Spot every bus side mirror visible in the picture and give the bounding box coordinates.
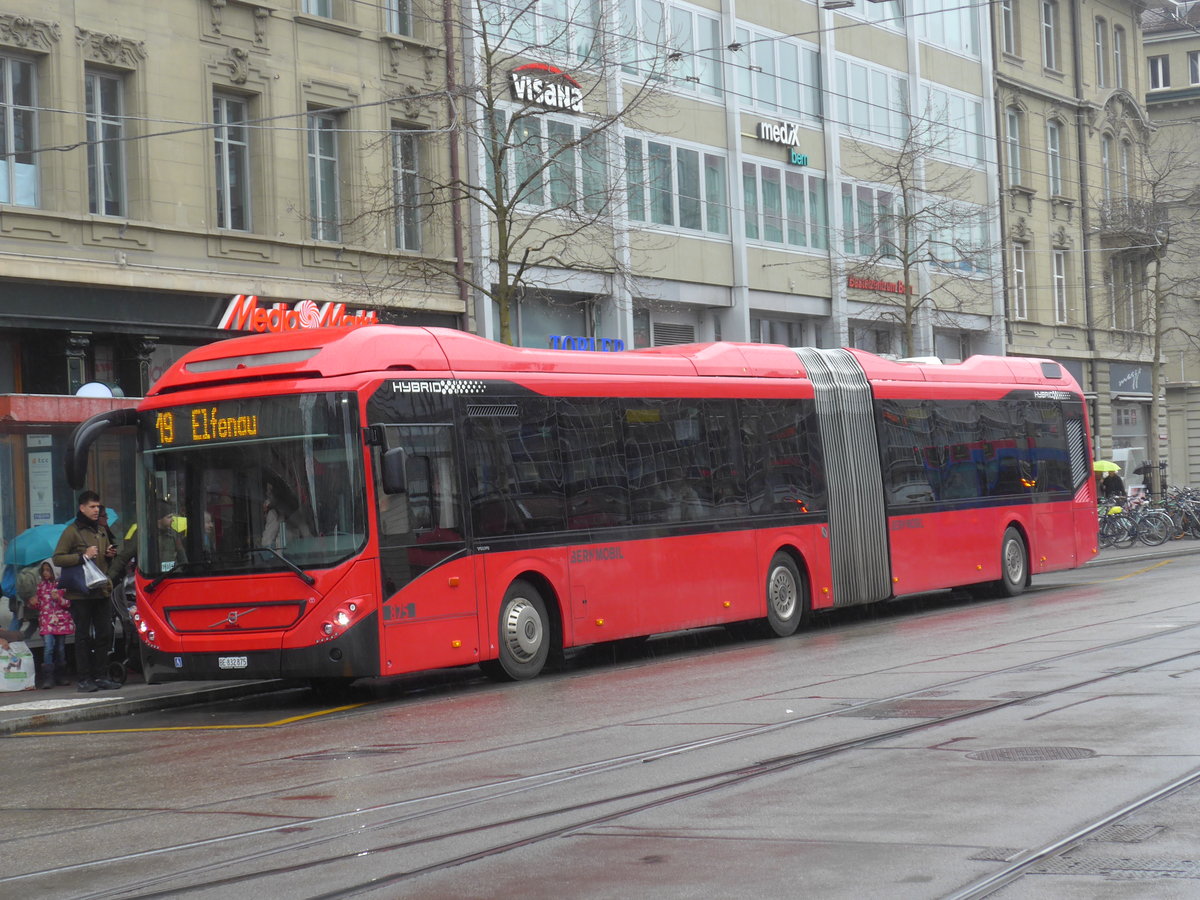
[381,448,407,494]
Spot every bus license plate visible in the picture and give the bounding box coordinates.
[218,656,249,670]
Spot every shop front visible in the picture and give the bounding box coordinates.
[0,285,457,555]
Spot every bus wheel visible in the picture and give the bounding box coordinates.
[998,527,1028,597]
[764,553,806,637]
[488,580,550,681]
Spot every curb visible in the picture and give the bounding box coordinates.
[0,679,295,737]
[1083,542,1200,569]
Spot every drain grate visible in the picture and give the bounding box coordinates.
[1089,824,1167,844]
[838,699,996,719]
[966,746,1097,762]
[1029,855,1200,879]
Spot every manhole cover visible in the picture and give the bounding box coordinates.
[966,746,1096,762]
[838,699,995,719]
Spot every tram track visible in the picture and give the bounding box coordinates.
[10,589,1200,900]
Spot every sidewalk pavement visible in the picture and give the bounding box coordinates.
[4,539,1199,737]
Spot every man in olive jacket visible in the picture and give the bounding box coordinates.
[52,490,121,692]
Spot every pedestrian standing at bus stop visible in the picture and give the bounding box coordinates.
[53,490,121,692]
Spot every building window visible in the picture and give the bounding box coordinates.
[916,0,981,57]
[1005,106,1023,186]
[1053,249,1068,323]
[0,55,37,207]
[494,0,599,67]
[921,84,986,167]
[84,70,125,217]
[385,0,411,35]
[1001,0,1017,55]
[834,57,908,144]
[307,110,341,241]
[303,0,333,16]
[496,110,607,214]
[1115,258,1141,330]
[841,183,891,256]
[392,127,420,251]
[1094,18,1109,87]
[213,94,250,231]
[732,29,820,119]
[625,135,728,235]
[1101,134,1113,200]
[1120,140,1131,199]
[1010,242,1028,319]
[1191,50,1200,85]
[1046,120,1062,196]
[743,162,828,250]
[1113,26,1125,88]
[1148,55,1170,89]
[1041,0,1059,70]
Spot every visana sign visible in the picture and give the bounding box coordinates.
[219,294,379,333]
[510,63,584,113]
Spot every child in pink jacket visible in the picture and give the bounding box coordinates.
[29,561,73,688]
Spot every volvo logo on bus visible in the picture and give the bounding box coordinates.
[219,294,379,333]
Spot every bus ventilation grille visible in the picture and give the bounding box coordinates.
[466,404,520,417]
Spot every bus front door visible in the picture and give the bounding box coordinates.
[374,425,479,675]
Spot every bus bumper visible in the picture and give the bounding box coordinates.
[141,613,379,683]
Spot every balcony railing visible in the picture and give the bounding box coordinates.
[1097,199,1169,243]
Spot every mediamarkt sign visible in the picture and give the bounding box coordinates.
[510,62,584,113]
[219,294,379,333]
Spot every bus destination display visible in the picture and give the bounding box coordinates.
[151,406,259,448]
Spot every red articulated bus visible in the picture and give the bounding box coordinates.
[66,326,1097,687]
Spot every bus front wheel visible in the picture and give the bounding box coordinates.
[483,580,551,682]
[764,553,806,637]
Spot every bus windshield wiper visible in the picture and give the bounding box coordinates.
[145,561,193,594]
[248,546,316,585]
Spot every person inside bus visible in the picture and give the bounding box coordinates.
[261,480,312,549]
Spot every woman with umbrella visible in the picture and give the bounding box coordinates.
[1097,462,1126,501]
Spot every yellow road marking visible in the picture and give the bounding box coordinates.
[12,702,369,736]
[1083,559,1174,583]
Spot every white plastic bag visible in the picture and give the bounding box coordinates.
[1,641,36,692]
[82,557,109,589]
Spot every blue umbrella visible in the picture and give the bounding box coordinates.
[3,523,68,567]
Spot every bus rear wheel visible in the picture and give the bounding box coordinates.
[483,580,551,682]
[763,552,806,637]
[997,527,1028,597]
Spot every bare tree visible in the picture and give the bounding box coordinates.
[833,102,996,357]
[353,0,683,344]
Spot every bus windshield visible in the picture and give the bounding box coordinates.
[138,392,366,578]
